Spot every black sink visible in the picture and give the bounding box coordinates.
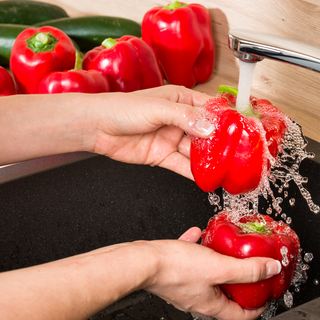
[0,137,320,319]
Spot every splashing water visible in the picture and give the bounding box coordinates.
[261,301,279,319]
[220,61,319,216]
[283,291,294,308]
[280,246,290,267]
[272,120,320,214]
[202,61,319,319]
[208,121,318,318]
[220,120,319,218]
[191,313,214,320]
[304,252,314,263]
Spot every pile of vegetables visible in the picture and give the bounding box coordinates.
[0,0,215,95]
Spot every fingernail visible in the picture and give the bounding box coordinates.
[193,119,215,136]
[266,260,282,277]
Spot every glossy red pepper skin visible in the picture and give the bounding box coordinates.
[141,2,214,88]
[0,66,15,96]
[202,211,300,309]
[10,26,75,94]
[38,69,110,94]
[190,92,288,195]
[82,35,164,92]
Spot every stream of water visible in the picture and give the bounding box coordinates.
[236,60,256,113]
[193,60,318,320]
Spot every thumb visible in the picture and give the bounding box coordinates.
[178,227,202,243]
[219,255,282,284]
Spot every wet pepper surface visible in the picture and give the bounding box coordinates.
[201,211,300,309]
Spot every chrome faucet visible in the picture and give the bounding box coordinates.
[228,29,320,72]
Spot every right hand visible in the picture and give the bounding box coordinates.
[87,85,213,179]
[144,227,281,320]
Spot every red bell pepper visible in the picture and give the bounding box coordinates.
[10,26,76,94]
[82,36,164,92]
[190,86,289,195]
[38,69,110,94]
[0,66,15,96]
[141,1,214,88]
[201,211,300,309]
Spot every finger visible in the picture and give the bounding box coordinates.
[151,100,216,139]
[170,85,212,108]
[178,134,191,158]
[178,227,202,242]
[135,85,211,108]
[135,86,214,138]
[211,292,269,320]
[217,255,282,284]
[157,150,193,180]
[191,286,268,320]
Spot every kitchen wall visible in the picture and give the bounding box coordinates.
[41,0,320,142]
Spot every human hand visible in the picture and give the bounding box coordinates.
[88,85,212,179]
[144,227,281,320]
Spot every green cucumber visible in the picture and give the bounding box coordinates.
[0,0,68,25]
[35,16,142,52]
[0,23,30,66]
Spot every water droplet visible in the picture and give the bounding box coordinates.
[289,198,295,206]
[310,204,320,214]
[208,193,220,206]
[313,279,319,285]
[304,252,314,263]
[266,207,272,215]
[286,217,292,224]
[280,246,289,266]
[283,290,293,308]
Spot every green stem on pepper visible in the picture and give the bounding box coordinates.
[163,1,188,10]
[218,85,260,118]
[239,221,271,235]
[102,38,118,49]
[26,32,59,54]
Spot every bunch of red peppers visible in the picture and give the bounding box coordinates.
[8,27,164,94]
[1,1,214,96]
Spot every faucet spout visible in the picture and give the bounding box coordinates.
[228,29,320,72]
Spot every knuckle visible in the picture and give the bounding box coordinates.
[249,259,265,282]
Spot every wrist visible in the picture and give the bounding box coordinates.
[128,241,162,289]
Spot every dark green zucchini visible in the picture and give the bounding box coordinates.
[0,0,69,25]
[0,23,29,66]
[35,15,142,52]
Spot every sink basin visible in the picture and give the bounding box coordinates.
[0,137,320,319]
